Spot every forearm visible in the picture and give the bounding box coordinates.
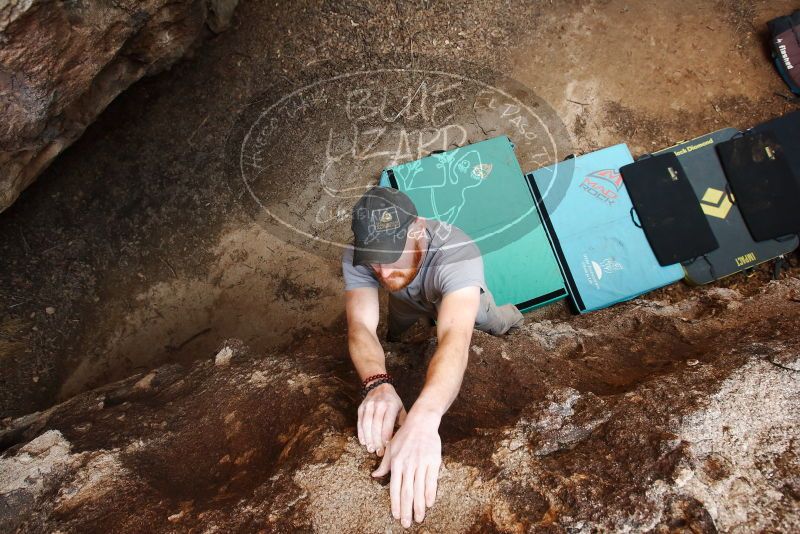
[409,333,469,420]
[348,324,388,380]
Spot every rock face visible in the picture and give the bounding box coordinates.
[1,278,799,532]
[0,0,239,213]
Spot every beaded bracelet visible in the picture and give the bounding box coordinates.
[362,377,394,398]
[362,373,392,388]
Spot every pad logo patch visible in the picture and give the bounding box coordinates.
[372,207,401,231]
[581,255,624,289]
[777,38,794,70]
[700,187,733,219]
[471,163,493,179]
[579,169,622,205]
[735,252,757,267]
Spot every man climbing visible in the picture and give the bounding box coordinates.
[342,186,524,527]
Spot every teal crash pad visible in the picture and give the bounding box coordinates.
[379,136,567,311]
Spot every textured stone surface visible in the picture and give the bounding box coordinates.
[1,277,799,532]
[0,0,238,213]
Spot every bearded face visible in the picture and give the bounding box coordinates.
[370,227,425,292]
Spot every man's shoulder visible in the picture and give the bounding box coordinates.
[342,243,355,263]
[424,220,486,295]
[341,244,370,272]
[341,245,379,289]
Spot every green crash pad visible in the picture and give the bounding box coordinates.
[379,136,567,311]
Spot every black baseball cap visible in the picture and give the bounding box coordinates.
[351,186,418,266]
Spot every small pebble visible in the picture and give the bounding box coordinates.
[687,359,699,367]
[215,346,233,366]
[45,306,55,315]
[508,438,524,451]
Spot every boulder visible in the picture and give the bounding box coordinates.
[0,0,239,213]
[1,278,799,532]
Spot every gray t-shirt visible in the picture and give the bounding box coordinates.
[342,219,487,319]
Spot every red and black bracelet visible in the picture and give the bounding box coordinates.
[362,373,392,388]
[362,377,393,398]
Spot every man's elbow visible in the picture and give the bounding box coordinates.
[348,321,378,345]
[439,326,473,359]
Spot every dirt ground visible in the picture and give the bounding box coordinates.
[1,0,799,420]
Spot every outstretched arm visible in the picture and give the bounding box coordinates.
[372,285,480,528]
[345,287,386,379]
[346,287,407,456]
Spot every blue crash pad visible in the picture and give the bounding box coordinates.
[528,144,684,313]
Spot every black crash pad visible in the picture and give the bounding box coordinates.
[621,153,718,266]
[717,131,800,241]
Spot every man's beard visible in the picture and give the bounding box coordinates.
[379,243,424,292]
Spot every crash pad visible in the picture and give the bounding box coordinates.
[768,10,800,95]
[528,144,684,314]
[379,135,567,311]
[654,129,799,285]
[717,131,800,241]
[751,110,800,176]
[620,153,718,265]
